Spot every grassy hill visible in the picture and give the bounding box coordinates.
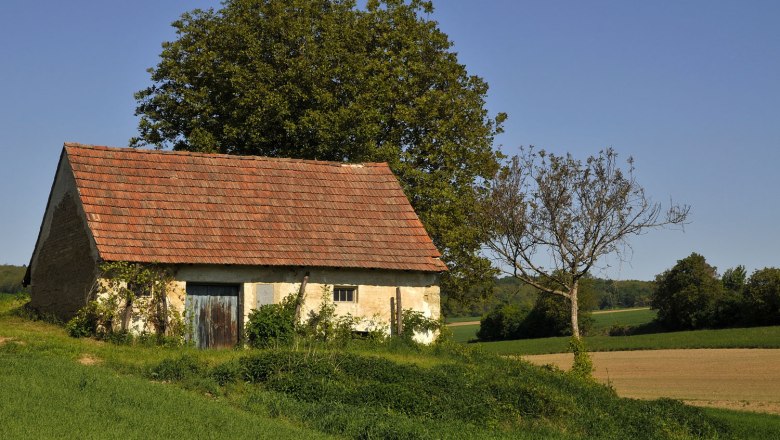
[2,293,778,439]
[0,264,25,293]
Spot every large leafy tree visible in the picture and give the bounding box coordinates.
[133,0,506,302]
[652,253,725,330]
[744,267,780,325]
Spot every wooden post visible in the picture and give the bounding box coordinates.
[390,297,396,336]
[293,272,310,324]
[396,287,403,336]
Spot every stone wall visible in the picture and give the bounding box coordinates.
[29,155,99,319]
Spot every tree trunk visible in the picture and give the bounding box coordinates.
[570,281,580,339]
[293,273,310,324]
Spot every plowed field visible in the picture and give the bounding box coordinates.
[523,349,780,414]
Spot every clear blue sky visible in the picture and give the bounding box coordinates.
[1,1,778,281]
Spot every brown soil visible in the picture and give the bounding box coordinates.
[523,349,780,415]
[591,307,651,315]
[0,337,24,345]
[448,321,480,327]
[78,354,101,366]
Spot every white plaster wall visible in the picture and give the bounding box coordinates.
[172,265,441,342]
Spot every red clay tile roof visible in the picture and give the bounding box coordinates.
[64,143,447,272]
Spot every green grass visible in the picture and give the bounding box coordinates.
[3,293,778,439]
[471,325,780,355]
[0,352,330,439]
[449,324,480,342]
[701,408,780,440]
[590,308,657,333]
[452,307,780,355]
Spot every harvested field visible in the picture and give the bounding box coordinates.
[524,349,780,414]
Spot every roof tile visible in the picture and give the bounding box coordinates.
[65,144,447,272]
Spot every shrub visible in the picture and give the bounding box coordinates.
[400,309,443,343]
[608,323,632,336]
[65,301,100,338]
[477,303,529,341]
[569,337,593,379]
[66,261,186,345]
[210,360,243,386]
[477,293,592,341]
[149,354,206,381]
[245,298,296,348]
[302,292,360,344]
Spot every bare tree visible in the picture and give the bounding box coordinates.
[482,148,689,339]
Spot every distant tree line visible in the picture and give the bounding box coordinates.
[443,276,654,318]
[448,275,657,342]
[0,265,27,294]
[652,253,780,329]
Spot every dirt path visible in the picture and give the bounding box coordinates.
[448,320,480,327]
[523,349,780,415]
[591,307,651,315]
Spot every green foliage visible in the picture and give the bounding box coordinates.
[0,265,26,294]
[66,262,186,345]
[652,255,780,330]
[744,267,780,325]
[652,253,727,330]
[301,291,361,344]
[722,265,747,292]
[149,354,206,382]
[592,279,654,309]
[146,347,727,439]
[568,337,593,379]
[245,296,297,348]
[65,301,99,338]
[133,0,506,305]
[477,303,530,341]
[444,275,653,319]
[400,308,443,342]
[477,292,593,341]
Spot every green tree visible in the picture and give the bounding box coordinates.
[652,253,726,329]
[133,0,506,303]
[744,267,780,325]
[721,265,747,292]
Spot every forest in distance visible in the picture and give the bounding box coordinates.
[443,275,653,317]
[0,265,26,294]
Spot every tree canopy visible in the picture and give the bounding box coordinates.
[652,253,726,330]
[134,0,506,301]
[744,267,780,326]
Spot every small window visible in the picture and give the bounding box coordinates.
[333,286,356,302]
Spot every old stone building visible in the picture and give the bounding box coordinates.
[24,144,446,347]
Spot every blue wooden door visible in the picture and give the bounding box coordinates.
[185,284,239,349]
